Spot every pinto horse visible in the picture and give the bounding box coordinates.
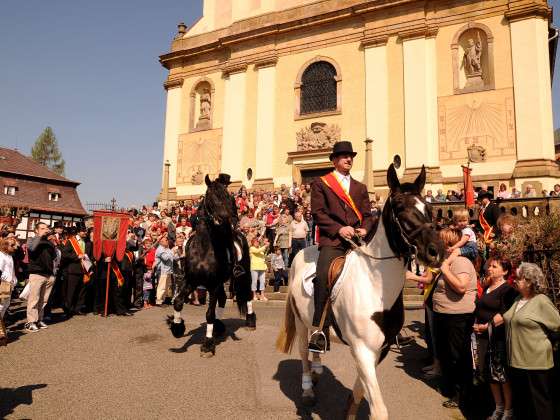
[276,165,444,419]
[169,175,253,357]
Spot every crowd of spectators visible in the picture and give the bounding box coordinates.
[408,203,560,420]
[424,183,560,202]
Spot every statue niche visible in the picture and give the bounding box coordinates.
[190,79,214,132]
[452,23,494,94]
[296,122,341,151]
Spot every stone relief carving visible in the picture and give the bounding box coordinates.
[438,89,516,162]
[296,122,341,151]
[177,130,222,185]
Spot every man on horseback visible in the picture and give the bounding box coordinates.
[308,141,376,353]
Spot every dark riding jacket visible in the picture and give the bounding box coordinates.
[311,175,375,248]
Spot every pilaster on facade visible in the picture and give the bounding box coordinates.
[402,33,439,171]
[364,39,389,173]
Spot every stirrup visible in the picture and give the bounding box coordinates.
[308,330,327,354]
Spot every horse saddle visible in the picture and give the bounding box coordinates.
[327,256,347,290]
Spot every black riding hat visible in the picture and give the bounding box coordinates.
[217,173,232,186]
[329,141,357,161]
[477,190,494,201]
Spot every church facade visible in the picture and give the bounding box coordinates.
[159,0,558,202]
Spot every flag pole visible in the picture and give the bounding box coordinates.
[104,259,110,317]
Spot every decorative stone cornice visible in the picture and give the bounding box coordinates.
[360,34,389,49]
[398,25,438,41]
[505,4,551,23]
[221,62,248,78]
[253,54,279,69]
[163,78,184,90]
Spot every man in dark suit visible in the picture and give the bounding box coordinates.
[309,141,376,353]
[477,190,501,243]
[60,223,90,316]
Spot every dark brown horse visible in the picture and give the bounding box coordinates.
[169,175,253,357]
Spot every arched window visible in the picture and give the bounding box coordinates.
[300,61,338,115]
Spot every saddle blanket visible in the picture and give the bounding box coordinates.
[302,257,350,302]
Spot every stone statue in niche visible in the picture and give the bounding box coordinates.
[463,32,483,76]
[296,122,341,151]
[195,86,212,130]
[462,31,484,90]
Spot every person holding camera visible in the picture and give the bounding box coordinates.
[26,222,56,332]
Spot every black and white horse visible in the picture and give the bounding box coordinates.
[169,175,254,357]
[276,165,445,419]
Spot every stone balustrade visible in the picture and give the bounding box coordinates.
[429,197,560,221]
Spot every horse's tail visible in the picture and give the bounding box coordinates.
[276,291,296,354]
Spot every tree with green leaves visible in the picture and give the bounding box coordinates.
[31,127,66,176]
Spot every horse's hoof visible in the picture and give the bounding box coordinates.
[311,371,320,386]
[302,395,316,407]
[245,312,256,330]
[169,318,185,338]
[200,337,216,357]
[212,319,226,337]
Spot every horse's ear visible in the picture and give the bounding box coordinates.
[205,174,211,186]
[387,163,401,192]
[414,166,426,193]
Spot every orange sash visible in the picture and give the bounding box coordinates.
[478,207,494,244]
[321,172,363,224]
[124,251,134,264]
[68,236,91,284]
[110,261,126,287]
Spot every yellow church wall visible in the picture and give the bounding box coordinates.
[161,1,558,201]
[273,41,367,185]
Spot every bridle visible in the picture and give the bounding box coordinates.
[348,194,430,263]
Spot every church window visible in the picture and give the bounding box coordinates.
[300,61,338,115]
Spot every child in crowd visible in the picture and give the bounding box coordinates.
[270,247,289,292]
[142,270,153,309]
[448,209,478,261]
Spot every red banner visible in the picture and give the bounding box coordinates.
[462,166,475,208]
[93,211,130,262]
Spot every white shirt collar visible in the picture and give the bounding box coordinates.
[334,170,351,181]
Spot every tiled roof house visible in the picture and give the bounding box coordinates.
[0,147,86,238]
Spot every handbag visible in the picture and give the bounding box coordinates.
[0,281,13,300]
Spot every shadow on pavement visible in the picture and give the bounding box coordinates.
[0,384,47,418]
[168,318,247,354]
[273,359,369,420]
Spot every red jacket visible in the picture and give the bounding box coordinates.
[311,175,375,248]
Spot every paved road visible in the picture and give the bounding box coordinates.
[1,301,462,420]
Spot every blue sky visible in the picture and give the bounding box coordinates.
[0,1,559,207]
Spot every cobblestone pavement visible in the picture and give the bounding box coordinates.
[0,301,462,420]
